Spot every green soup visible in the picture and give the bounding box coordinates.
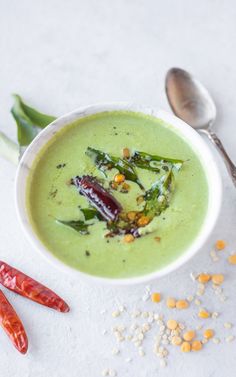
[26,111,208,278]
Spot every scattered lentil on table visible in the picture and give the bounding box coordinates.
[101,239,236,375]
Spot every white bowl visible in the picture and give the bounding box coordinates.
[15,103,222,285]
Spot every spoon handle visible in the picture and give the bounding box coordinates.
[206,130,236,187]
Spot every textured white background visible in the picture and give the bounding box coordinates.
[0,1,236,376]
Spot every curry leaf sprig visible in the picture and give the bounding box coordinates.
[57,208,104,234]
[0,131,19,165]
[0,94,57,164]
[86,147,144,190]
[74,147,182,237]
[130,151,183,172]
[58,167,178,238]
[86,147,183,190]
[11,94,56,147]
[143,169,175,218]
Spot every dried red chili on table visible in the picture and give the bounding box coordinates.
[0,290,28,354]
[0,261,70,313]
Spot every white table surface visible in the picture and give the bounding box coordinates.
[0,1,236,376]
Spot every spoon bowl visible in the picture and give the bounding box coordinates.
[165,67,236,187]
[165,68,217,130]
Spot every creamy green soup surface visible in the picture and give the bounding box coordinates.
[26,111,208,278]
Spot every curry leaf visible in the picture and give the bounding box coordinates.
[56,219,90,234]
[11,95,37,146]
[86,147,144,190]
[0,131,19,165]
[130,151,183,172]
[14,95,56,128]
[144,170,175,217]
[11,94,56,146]
[80,208,104,221]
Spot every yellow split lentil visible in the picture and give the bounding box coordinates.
[198,273,211,284]
[151,292,161,303]
[181,342,191,352]
[137,216,150,227]
[183,330,196,342]
[191,340,203,351]
[166,297,176,309]
[167,319,178,330]
[212,274,224,285]
[122,147,130,159]
[123,234,134,243]
[176,300,189,310]
[172,336,182,346]
[114,173,125,184]
[198,310,210,319]
[127,211,137,221]
[228,254,236,265]
[203,329,214,339]
[215,240,226,250]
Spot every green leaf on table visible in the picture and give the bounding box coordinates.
[11,94,56,146]
[86,147,144,189]
[0,131,19,165]
[130,151,183,172]
[56,219,90,235]
[14,96,56,128]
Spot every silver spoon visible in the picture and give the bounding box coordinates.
[165,67,236,187]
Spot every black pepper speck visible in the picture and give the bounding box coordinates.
[56,163,66,169]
